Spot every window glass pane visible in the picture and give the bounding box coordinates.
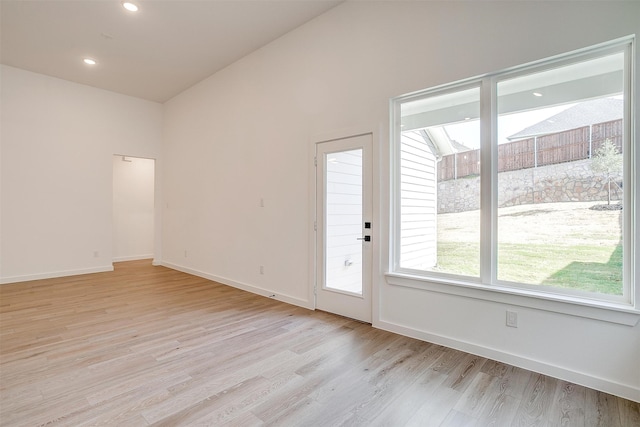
[399,87,480,277]
[325,149,363,295]
[496,52,624,295]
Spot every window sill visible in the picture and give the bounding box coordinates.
[385,272,640,326]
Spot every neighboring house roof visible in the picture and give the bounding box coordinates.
[449,139,473,153]
[507,97,623,141]
[423,128,454,156]
[402,129,478,157]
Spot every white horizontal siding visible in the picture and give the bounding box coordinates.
[325,149,363,294]
[400,132,437,271]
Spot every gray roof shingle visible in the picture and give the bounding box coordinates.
[507,97,623,141]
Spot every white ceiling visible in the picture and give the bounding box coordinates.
[0,0,343,103]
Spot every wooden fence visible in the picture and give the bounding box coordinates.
[438,119,623,181]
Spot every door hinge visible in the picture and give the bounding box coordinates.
[314,221,317,231]
[314,156,317,167]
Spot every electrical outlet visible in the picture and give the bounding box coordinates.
[506,310,518,328]
[184,250,188,258]
[93,251,99,258]
[259,265,264,275]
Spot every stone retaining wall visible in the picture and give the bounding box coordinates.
[438,159,622,214]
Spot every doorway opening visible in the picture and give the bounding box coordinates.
[112,155,155,262]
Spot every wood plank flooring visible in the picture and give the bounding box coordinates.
[1,260,638,426]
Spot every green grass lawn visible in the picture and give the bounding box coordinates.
[436,241,622,295]
[433,202,624,295]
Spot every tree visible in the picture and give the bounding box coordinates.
[591,138,623,205]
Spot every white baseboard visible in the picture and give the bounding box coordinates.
[374,318,640,403]
[161,262,314,310]
[112,254,154,262]
[0,265,114,285]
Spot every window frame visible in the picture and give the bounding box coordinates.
[388,37,638,324]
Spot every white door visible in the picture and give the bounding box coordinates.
[316,134,372,323]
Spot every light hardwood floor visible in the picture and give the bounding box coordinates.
[1,260,638,426]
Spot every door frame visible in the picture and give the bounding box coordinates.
[311,132,375,323]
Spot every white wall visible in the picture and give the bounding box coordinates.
[0,65,162,282]
[112,155,155,262]
[162,1,640,401]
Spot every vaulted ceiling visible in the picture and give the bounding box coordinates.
[1,0,343,103]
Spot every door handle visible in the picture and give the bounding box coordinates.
[357,236,371,242]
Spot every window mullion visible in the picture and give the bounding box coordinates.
[480,78,498,285]
[391,99,399,271]
[622,41,634,306]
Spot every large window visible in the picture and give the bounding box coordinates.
[391,39,635,307]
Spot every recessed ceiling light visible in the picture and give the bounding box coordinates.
[122,2,139,12]
[533,92,543,97]
[83,58,97,65]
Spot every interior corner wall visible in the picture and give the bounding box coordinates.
[161,1,640,401]
[0,65,162,282]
